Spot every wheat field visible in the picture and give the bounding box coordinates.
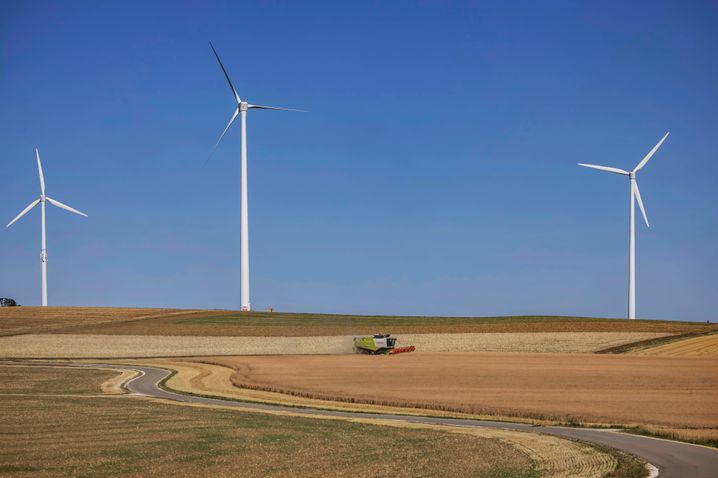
[633,333,718,357]
[207,352,718,434]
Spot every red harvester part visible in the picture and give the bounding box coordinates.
[389,345,416,355]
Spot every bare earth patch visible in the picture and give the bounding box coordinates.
[0,332,670,358]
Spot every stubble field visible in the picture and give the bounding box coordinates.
[0,331,673,358]
[1,307,714,337]
[0,307,199,337]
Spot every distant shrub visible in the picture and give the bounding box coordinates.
[0,298,18,307]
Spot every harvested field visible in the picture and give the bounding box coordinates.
[0,332,670,358]
[0,365,118,395]
[3,307,713,337]
[0,307,200,337]
[404,332,671,353]
[206,353,718,437]
[633,333,718,357]
[0,364,614,478]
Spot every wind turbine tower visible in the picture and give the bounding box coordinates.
[6,149,88,306]
[579,132,669,319]
[209,42,303,311]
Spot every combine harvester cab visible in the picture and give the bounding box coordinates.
[353,334,415,355]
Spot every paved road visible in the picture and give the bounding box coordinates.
[10,362,718,477]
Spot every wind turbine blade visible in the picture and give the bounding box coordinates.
[209,41,241,104]
[578,163,630,175]
[36,149,45,195]
[634,131,670,173]
[46,197,88,217]
[6,198,41,227]
[633,181,649,227]
[204,107,240,166]
[249,104,307,112]
[214,107,239,149]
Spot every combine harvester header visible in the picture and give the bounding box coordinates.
[353,334,416,355]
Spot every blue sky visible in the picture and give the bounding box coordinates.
[1,1,716,320]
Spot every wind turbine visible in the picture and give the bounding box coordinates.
[209,41,304,312]
[579,132,669,320]
[6,149,88,306]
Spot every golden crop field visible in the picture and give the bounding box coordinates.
[633,333,718,357]
[206,352,718,443]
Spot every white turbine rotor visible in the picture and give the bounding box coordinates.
[208,42,306,153]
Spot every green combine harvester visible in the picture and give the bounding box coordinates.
[353,334,416,355]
